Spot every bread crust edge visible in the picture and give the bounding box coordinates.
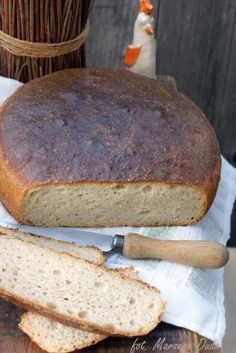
[19,312,106,353]
[0,226,105,266]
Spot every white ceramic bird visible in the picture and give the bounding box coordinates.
[124,0,156,79]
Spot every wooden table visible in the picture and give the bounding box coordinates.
[0,299,221,353]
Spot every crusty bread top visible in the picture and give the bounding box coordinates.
[0,234,165,337]
[0,68,220,189]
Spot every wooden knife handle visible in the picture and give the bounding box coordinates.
[123,233,229,269]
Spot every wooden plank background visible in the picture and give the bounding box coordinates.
[87,0,236,245]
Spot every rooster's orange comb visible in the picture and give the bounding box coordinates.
[139,0,153,15]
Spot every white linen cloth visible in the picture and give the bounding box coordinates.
[0,76,235,346]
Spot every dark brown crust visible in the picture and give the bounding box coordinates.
[0,68,221,225]
[0,234,165,337]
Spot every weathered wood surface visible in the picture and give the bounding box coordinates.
[0,299,206,353]
[87,0,236,167]
[87,0,236,245]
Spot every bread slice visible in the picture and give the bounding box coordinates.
[19,268,140,353]
[0,226,104,265]
[0,235,164,336]
[20,312,106,353]
[0,226,138,352]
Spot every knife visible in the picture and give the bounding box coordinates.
[5,224,229,269]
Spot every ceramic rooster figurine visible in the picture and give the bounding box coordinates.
[124,0,156,79]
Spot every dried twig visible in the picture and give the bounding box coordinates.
[0,0,93,82]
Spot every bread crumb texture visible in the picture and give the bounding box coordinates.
[0,235,164,337]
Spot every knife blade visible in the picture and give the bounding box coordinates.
[4,223,229,269]
[4,223,114,251]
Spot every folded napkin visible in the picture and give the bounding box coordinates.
[0,76,235,346]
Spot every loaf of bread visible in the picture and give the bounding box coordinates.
[0,226,104,265]
[0,234,164,336]
[20,269,139,353]
[0,68,221,227]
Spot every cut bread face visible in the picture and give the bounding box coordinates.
[21,182,205,227]
[0,228,162,352]
[0,226,104,265]
[0,235,164,336]
[19,269,140,353]
[20,312,106,353]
